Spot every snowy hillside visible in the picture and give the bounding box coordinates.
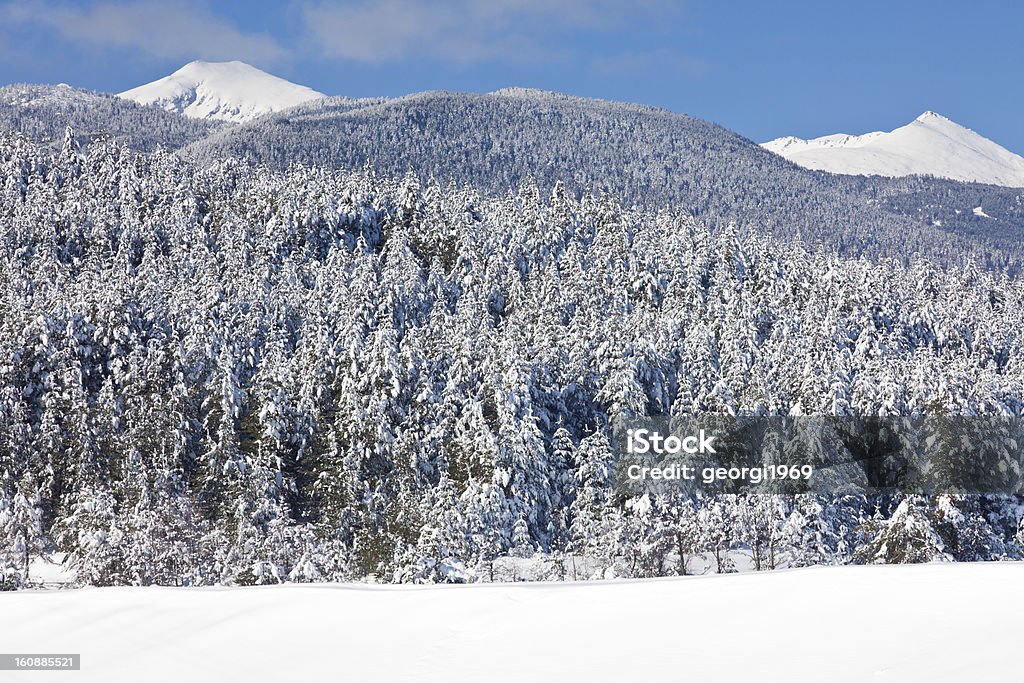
[118,61,325,123]
[763,112,1024,187]
[0,83,215,149]
[2,565,1022,682]
[184,90,1024,270]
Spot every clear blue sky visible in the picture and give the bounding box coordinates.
[1,0,1021,152]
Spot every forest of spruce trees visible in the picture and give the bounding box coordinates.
[1,129,1023,589]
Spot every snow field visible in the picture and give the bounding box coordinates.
[1,563,1022,682]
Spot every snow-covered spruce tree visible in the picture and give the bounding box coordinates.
[734,495,787,571]
[55,485,126,586]
[401,473,470,583]
[656,495,700,576]
[0,472,47,586]
[568,431,615,575]
[491,339,556,552]
[545,427,578,574]
[929,495,1005,562]
[0,484,14,590]
[120,462,205,586]
[697,497,736,574]
[853,496,953,564]
[781,495,843,568]
[460,479,510,582]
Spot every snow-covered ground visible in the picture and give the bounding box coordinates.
[763,111,1024,187]
[118,61,325,123]
[2,564,1022,682]
[24,554,72,587]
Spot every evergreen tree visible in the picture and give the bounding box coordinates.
[0,473,47,584]
[854,496,952,564]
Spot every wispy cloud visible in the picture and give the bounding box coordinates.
[300,0,681,65]
[0,1,286,64]
[0,0,706,84]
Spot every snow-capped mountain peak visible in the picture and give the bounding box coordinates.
[762,112,1024,187]
[118,61,326,123]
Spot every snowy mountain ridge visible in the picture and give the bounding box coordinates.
[118,61,326,123]
[763,111,1024,187]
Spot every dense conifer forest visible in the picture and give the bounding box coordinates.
[1,130,1022,588]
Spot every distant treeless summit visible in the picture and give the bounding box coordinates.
[118,61,326,123]
[763,112,1024,188]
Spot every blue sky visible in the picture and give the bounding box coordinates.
[1,0,1021,152]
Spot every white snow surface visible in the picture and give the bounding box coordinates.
[2,564,1023,682]
[763,112,1024,187]
[117,61,325,123]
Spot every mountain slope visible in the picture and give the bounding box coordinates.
[764,112,1024,187]
[184,88,1024,272]
[0,83,216,150]
[118,61,326,123]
